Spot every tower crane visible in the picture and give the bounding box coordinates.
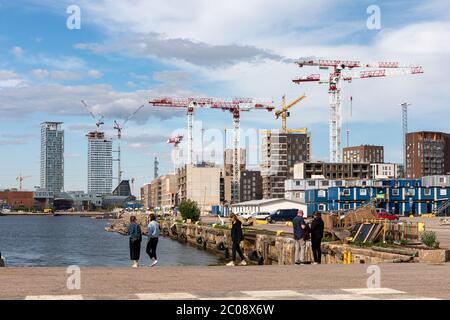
[149,97,274,203]
[16,174,31,191]
[275,94,306,133]
[293,58,423,163]
[112,104,145,184]
[167,135,184,173]
[80,100,104,131]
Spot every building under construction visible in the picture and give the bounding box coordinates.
[177,163,221,211]
[261,131,311,199]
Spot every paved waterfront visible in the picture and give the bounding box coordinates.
[1,264,449,300]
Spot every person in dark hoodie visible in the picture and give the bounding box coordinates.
[310,211,325,264]
[127,216,142,268]
[226,213,247,266]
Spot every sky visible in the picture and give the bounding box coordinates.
[0,0,449,193]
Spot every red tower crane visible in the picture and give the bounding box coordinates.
[292,58,423,163]
[149,97,274,203]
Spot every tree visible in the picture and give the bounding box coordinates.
[178,199,200,222]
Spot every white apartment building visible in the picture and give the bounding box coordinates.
[87,131,113,195]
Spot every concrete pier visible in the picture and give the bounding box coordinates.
[0,264,449,300]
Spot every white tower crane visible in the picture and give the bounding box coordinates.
[80,100,104,131]
[112,104,145,184]
[293,59,423,162]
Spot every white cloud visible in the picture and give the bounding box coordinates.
[0,82,195,121]
[75,33,287,67]
[30,68,50,79]
[30,68,103,81]
[0,70,23,88]
[0,70,19,79]
[87,69,102,79]
[80,0,338,44]
[11,46,23,57]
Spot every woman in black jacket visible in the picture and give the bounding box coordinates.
[226,213,247,266]
[310,212,324,264]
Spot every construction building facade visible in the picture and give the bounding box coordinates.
[261,132,311,199]
[150,178,161,209]
[40,122,64,193]
[140,183,152,209]
[406,131,450,179]
[87,131,113,195]
[343,145,384,163]
[177,164,221,211]
[160,174,177,210]
[294,162,370,180]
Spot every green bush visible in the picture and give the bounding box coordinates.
[421,231,439,248]
[178,199,200,222]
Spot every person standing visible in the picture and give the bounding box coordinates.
[310,212,324,264]
[146,213,160,267]
[127,216,142,268]
[226,213,247,266]
[293,210,307,265]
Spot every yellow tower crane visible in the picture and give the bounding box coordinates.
[275,93,306,133]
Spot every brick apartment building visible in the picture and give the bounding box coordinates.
[406,131,450,178]
[343,145,384,163]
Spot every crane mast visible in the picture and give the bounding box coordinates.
[293,58,423,162]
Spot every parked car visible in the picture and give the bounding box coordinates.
[376,209,399,220]
[254,212,271,221]
[239,212,255,220]
[266,208,299,223]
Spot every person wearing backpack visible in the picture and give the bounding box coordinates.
[292,210,307,265]
[127,215,142,268]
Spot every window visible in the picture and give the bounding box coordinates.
[343,189,350,196]
[308,180,316,187]
[318,204,326,211]
[318,190,326,197]
[360,189,367,196]
[343,203,350,210]
[407,188,415,196]
[392,189,400,196]
[440,189,447,196]
[424,189,431,196]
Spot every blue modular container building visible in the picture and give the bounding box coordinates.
[306,184,449,216]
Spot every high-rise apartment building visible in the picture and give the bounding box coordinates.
[87,131,113,194]
[261,132,310,199]
[406,131,450,178]
[40,122,64,193]
[240,170,262,202]
[343,145,384,163]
